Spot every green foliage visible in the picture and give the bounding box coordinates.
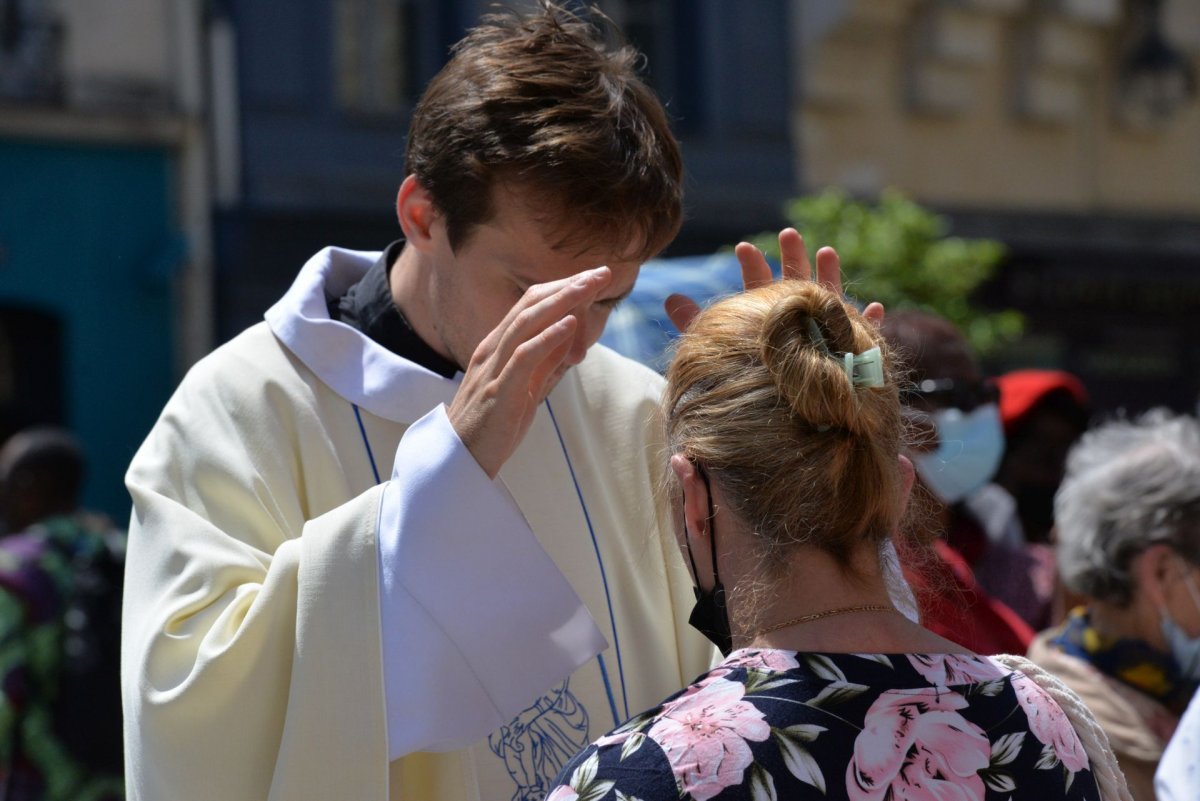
[749,189,1023,354]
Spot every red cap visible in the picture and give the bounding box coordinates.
[995,369,1089,434]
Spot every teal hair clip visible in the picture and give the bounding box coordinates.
[843,346,885,388]
[806,319,832,357]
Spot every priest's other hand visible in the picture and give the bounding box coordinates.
[449,266,612,479]
[664,228,885,332]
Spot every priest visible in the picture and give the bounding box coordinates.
[121,5,710,800]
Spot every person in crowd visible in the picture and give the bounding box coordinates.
[0,428,125,801]
[992,369,1090,546]
[545,244,1122,801]
[121,5,719,800]
[1156,683,1200,800]
[880,311,1041,648]
[1028,410,1200,801]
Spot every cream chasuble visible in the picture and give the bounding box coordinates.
[122,247,713,801]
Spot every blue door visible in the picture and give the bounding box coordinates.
[0,138,182,522]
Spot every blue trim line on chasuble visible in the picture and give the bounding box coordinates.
[545,398,629,726]
[353,404,382,483]
[351,398,627,729]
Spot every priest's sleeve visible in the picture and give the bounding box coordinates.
[122,351,603,801]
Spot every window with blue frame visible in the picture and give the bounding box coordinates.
[0,0,64,103]
[333,0,420,116]
[601,0,703,133]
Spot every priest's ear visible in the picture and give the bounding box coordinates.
[396,175,441,251]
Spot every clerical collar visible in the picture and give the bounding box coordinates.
[327,240,461,379]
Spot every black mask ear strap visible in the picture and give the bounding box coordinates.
[682,524,702,586]
[695,463,719,588]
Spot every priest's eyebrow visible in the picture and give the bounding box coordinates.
[598,285,634,307]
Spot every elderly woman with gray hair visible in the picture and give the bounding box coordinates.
[1028,410,1200,801]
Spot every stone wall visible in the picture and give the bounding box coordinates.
[796,0,1200,215]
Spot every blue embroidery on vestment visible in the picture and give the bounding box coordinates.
[544,399,628,722]
[488,679,589,801]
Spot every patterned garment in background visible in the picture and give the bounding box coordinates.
[0,515,125,801]
[548,649,1099,801]
[1050,607,1197,711]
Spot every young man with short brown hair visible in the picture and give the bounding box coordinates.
[122,5,710,800]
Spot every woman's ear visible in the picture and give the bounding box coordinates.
[395,174,440,250]
[897,453,915,496]
[1133,543,1179,609]
[670,454,711,541]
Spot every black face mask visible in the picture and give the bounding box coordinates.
[683,465,732,656]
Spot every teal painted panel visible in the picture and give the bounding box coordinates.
[0,138,180,523]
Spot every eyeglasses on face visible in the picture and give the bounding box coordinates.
[900,378,1000,412]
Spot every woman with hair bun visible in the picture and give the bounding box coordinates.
[547,232,1122,801]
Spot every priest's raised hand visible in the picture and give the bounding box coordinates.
[447,265,612,479]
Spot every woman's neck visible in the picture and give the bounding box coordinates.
[730,544,969,655]
[1087,600,1166,651]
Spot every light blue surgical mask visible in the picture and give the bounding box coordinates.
[913,403,1004,505]
[1161,570,1200,680]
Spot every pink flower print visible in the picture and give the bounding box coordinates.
[908,654,1005,687]
[721,648,800,673]
[1008,671,1089,773]
[545,786,578,801]
[847,689,989,801]
[646,676,770,801]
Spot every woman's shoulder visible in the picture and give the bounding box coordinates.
[547,650,1101,800]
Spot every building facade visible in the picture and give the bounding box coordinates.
[796,0,1200,412]
[0,0,211,520]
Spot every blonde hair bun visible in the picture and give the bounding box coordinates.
[757,284,871,436]
[663,279,903,566]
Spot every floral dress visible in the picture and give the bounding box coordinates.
[547,649,1098,801]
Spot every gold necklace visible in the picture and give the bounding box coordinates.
[758,604,901,636]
